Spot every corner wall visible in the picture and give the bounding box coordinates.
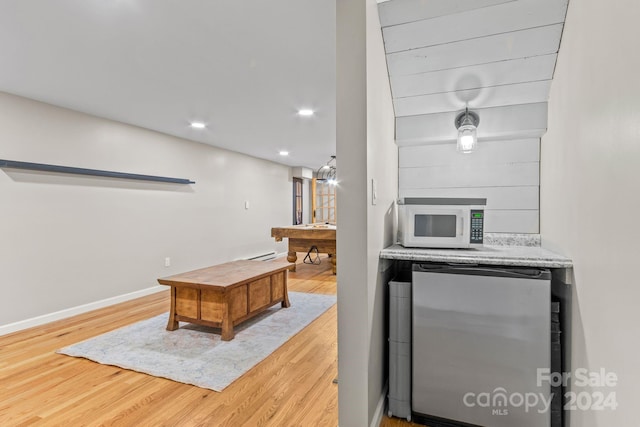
[540,0,640,425]
[337,0,397,425]
[336,0,369,423]
[0,92,290,329]
[366,0,398,422]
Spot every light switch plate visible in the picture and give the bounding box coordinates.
[372,179,377,205]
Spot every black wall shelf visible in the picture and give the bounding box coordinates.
[0,159,195,184]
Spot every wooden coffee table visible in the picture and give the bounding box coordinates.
[157,260,292,341]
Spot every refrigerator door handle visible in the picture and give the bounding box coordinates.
[413,264,550,280]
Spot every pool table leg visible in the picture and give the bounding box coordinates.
[287,250,297,271]
[331,253,337,275]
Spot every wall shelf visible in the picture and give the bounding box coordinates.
[0,159,195,184]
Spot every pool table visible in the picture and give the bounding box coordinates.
[271,224,336,274]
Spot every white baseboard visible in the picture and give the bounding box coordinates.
[371,381,389,427]
[0,285,165,337]
[275,251,288,259]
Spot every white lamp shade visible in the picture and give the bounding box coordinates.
[457,124,477,153]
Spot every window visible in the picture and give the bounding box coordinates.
[312,178,336,224]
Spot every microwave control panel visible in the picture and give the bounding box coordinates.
[470,210,484,244]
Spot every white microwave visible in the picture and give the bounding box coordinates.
[397,198,486,248]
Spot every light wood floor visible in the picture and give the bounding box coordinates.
[0,255,423,427]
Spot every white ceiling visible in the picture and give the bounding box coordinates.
[378,0,569,144]
[0,1,336,169]
[1,1,569,168]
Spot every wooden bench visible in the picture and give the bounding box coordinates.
[157,260,292,341]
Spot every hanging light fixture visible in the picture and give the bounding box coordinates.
[316,156,337,185]
[454,107,480,154]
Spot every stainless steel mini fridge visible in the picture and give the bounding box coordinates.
[412,263,552,427]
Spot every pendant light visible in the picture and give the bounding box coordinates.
[454,107,480,154]
[317,155,337,185]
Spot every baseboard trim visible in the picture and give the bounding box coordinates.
[0,285,166,337]
[371,381,389,427]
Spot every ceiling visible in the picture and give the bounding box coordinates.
[378,0,569,144]
[0,1,336,169]
[0,1,569,169]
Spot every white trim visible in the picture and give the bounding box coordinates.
[275,251,288,259]
[0,285,165,337]
[371,381,389,427]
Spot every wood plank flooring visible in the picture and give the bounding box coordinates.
[0,255,423,427]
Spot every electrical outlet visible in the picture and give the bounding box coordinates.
[165,257,171,267]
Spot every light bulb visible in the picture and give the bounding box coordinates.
[454,108,479,154]
[457,125,477,153]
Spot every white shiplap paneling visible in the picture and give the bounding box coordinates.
[399,161,539,189]
[390,54,557,98]
[399,139,540,168]
[396,102,548,145]
[378,0,568,234]
[397,138,541,233]
[378,0,514,28]
[386,24,563,76]
[382,0,569,53]
[394,80,552,117]
[399,186,539,210]
[484,210,539,233]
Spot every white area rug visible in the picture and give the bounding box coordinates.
[57,292,335,391]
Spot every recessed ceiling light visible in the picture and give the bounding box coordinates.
[190,122,206,129]
[279,151,289,156]
[297,109,314,117]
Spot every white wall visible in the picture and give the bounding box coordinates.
[399,138,540,233]
[337,0,397,426]
[0,92,290,329]
[540,0,640,425]
[336,0,369,423]
[366,0,398,420]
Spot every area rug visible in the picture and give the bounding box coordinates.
[57,291,335,391]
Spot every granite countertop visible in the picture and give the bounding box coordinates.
[380,244,572,268]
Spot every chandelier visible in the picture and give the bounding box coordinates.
[316,155,337,185]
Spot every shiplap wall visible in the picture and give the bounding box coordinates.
[398,139,540,233]
[380,0,568,235]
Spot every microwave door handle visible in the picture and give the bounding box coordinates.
[458,216,464,236]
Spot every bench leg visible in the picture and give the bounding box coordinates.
[166,315,179,331]
[281,272,291,308]
[221,323,235,341]
[166,286,179,331]
[221,300,235,341]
